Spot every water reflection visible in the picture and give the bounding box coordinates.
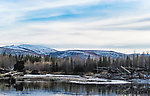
[0,81,150,96]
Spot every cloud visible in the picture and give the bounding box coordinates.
[0,0,137,24]
[0,0,150,53]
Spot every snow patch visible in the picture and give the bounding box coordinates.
[69,80,130,85]
[24,74,131,85]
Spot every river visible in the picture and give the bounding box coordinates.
[0,81,150,96]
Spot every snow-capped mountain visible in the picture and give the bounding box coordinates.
[1,44,57,55]
[0,44,127,58]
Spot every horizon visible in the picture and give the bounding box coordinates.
[0,0,150,54]
[0,43,149,54]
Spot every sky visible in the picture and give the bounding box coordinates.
[0,0,150,53]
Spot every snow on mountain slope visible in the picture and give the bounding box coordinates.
[1,44,127,58]
[0,47,39,56]
[3,44,57,55]
[50,50,98,59]
[50,50,126,58]
[18,44,57,54]
[81,50,126,58]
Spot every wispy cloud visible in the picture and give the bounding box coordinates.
[0,0,150,53]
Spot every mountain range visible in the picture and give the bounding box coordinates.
[0,44,127,58]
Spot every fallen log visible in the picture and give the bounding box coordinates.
[0,71,24,84]
[121,66,131,74]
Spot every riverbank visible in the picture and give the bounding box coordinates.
[1,66,150,85]
[15,74,130,85]
[2,72,150,85]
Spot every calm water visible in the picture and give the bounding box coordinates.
[0,81,150,96]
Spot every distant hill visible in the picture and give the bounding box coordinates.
[0,44,57,56]
[50,50,126,59]
[0,44,127,58]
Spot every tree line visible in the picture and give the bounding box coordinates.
[0,52,150,74]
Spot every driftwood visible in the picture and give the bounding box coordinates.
[121,66,131,74]
[0,71,24,84]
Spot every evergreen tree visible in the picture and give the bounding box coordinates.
[102,56,107,67]
[3,52,6,56]
[98,57,103,67]
[51,57,56,72]
[126,56,131,67]
[14,61,25,72]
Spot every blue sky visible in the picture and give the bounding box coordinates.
[0,0,150,53]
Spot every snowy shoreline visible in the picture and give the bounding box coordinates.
[21,74,131,85]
